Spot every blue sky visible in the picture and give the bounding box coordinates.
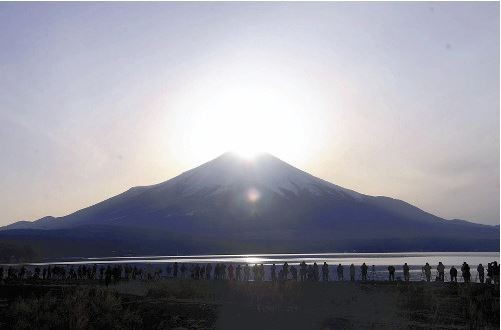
[0,2,499,225]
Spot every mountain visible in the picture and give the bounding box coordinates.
[0,152,498,259]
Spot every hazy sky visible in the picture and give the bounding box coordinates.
[0,2,499,226]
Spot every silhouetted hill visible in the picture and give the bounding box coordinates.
[1,152,498,259]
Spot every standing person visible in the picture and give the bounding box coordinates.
[450,266,458,282]
[271,264,277,282]
[259,264,265,281]
[194,264,200,280]
[244,264,250,281]
[105,266,112,286]
[361,263,368,281]
[337,264,344,281]
[313,263,319,281]
[492,261,499,284]
[461,262,471,283]
[423,263,432,282]
[307,264,313,281]
[349,264,355,282]
[180,264,187,279]
[322,262,329,281]
[477,264,485,283]
[165,264,172,278]
[300,261,307,282]
[283,262,289,281]
[290,265,298,281]
[206,263,212,280]
[403,263,410,282]
[173,262,178,278]
[388,265,395,281]
[228,264,234,281]
[487,263,493,283]
[437,262,445,282]
[253,264,259,281]
[212,264,217,280]
[222,264,227,280]
[99,266,105,281]
[370,265,376,281]
[236,265,242,281]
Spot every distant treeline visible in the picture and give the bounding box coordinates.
[0,243,37,263]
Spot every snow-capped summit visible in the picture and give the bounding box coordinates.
[160,152,362,199]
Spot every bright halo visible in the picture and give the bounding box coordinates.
[165,56,333,166]
[233,147,262,160]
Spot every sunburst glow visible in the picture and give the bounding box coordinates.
[165,56,332,166]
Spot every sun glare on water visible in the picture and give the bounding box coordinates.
[243,257,263,264]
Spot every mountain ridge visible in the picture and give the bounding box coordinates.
[0,152,498,258]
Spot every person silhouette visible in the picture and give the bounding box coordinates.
[253,264,259,281]
[236,264,241,281]
[206,263,212,280]
[307,264,313,281]
[450,266,458,283]
[437,262,445,282]
[337,264,344,281]
[313,263,319,281]
[243,264,250,281]
[387,265,395,281]
[300,261,307,282]
[461,262,471,283]
[271,264,277,282]
[282,262,289,281]
[403,263,410,282]
[423,263,432,282]
[494,261,500,284]
[322,262,329,281]
[290,265,298,281]
[361,263,368,281]
[477,264,485,283]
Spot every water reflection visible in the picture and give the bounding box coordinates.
[7,252,499,268]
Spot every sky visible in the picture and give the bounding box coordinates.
[0,2,499,226]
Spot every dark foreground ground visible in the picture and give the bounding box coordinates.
[0,280,498,329]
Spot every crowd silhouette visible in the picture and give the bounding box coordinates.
[0,261,498,285]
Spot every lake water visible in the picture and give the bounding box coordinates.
[23,251,498,267]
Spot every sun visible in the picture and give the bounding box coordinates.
[234,148,260,160]
[232,142,265,160]
[164,56,331,166]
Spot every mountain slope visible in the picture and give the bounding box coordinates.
[1,152,498,258]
